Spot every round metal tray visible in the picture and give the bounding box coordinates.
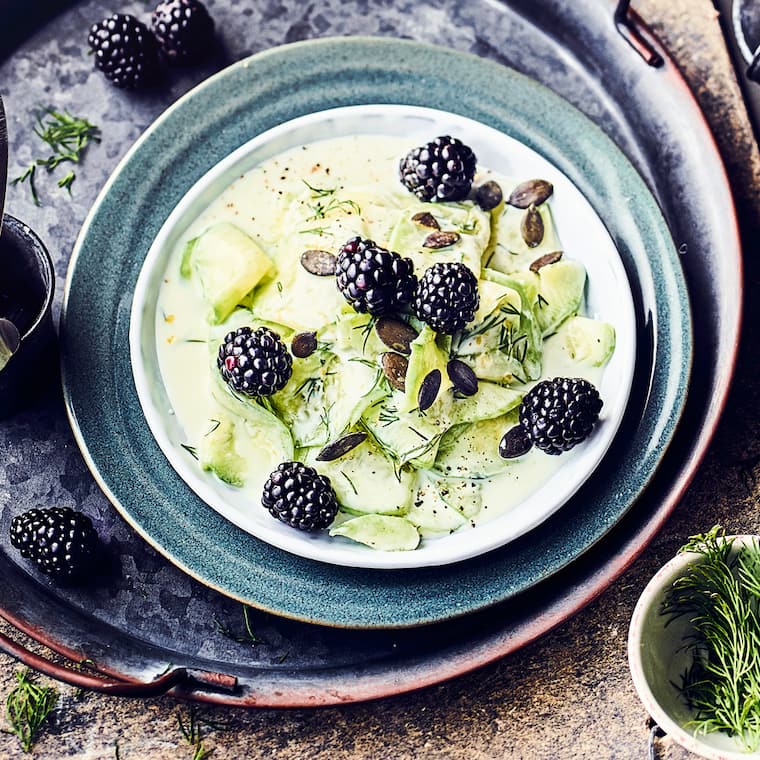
[0,0,741,705]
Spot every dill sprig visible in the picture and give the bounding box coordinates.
[660,526,760,751]
[4,668,59,753]
[12,107,100,205]
[178,706,213,760]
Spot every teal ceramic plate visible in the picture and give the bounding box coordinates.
[61,38,691,628]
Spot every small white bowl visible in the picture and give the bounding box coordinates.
[628,535,760,760]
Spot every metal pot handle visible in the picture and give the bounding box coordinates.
[0,619,238,698]
[614,0,665,67]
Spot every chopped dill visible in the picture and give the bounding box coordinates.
[302,179,335,197]
[13,107,100,205]
[341,470,359,495]
[180,443,199,460]
[306,196,361,221]
[204,419,221,436]
[4,668,59,752]
[537,293,550,309]
[298,226,329,236]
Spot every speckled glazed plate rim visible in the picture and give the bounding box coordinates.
[60,37,691,628]
[129,104,637,570]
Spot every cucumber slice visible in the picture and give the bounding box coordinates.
[199,375,294,490]
[407,474,467,533]
[535,259,587,336]
[556,315,616,367]
[455,274,542,384]
[402,325,450,414]
[363,395,448,469]
[309,437,414,516]
[329,514,420,551]
[449,381,522,425]
[436,478,482,519]
[388,201,490,277]
[434,412,517,479]
[183,223,275,324]
[486,200,562,275]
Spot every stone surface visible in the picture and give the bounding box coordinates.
[1,0,759,758]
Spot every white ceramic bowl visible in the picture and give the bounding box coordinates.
[130,104,637,569]
[628,535,760,760]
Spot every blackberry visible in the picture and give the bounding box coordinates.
[152,0,215,65]
[413,262,479,334]
[262,462,339,532]
[399,136,477,202]
[88,14,160,89]
[519,377,603,455]
[335,237,417,316]
[10,507,99,581]
[218,326,293,396]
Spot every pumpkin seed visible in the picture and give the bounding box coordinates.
[291,331,318,358]
[475,180,503,211]
[498,426,533,459]
[376,317,418,355]
[447,359,478,397]
[316,431,368,462]
[521,204,544,248]
[412,211,440,230]
[382,352,408,391]
[418,369,442,412]
[507,179,554,209]
[529,250,563,273]
[423,231,460,249]
[300,249,336,276]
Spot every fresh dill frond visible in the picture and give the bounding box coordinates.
[12,107,100,205]
[4,668,59,752]
[660,526,760,751]
[178,706,214,760]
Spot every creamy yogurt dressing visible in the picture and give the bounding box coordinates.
[155,135,605,537]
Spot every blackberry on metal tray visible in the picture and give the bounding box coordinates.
[88,13,160,89]
[412,262,479,335]
[335,237,417,316]
[218,326,293,396]
[152,0,215,64]
[399,136,477,202]
[262,461,339,532]
[519,377,603,455]
[10,507,100,582]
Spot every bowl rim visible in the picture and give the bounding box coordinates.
[1,213,54,340]
[628,534,760,760]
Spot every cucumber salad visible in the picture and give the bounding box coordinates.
[156,134,616,553]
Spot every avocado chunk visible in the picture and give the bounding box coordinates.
[330,514,421,551]
[182,223,275,324]
[555,315,616,367]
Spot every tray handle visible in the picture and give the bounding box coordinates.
[614,0,665,67]
[0,623,238,697]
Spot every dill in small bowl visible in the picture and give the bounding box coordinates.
[629,527,760,759]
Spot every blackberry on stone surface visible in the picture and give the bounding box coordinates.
[10,507,99,582]
[261,462,339,532]
[335,237,417,316]
[399,136,477,202]
[519,377,603,455]
[152,0,215,64]
[88,13,160,89]
[218,326,293,396]
[412,262,479,334]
